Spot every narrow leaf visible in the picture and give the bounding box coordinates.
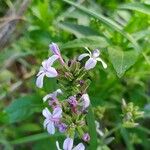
[86,106,98,150]
[58,22,99,38]
[61,36,108,49]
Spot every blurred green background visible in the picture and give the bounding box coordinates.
[0,0,150,149]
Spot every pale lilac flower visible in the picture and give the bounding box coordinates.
[36,55,59,88]
[58,123,68,133]
[81,93,90,109]
[56,137,85,150]
[68,96,78,107]
[78,48,107,70]
[43,89,62,102]
[49,42,65,64]
[82,133,90,142]
[42,107,62,134]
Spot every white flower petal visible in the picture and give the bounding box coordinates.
[96,58,107,69]
[47,121,55,134]
[46,67,58,77]
[36,73,45,88]
[53,107,62,118]
[46,55,59,66]
[43,118,49,129]
[42,107,52,118]
[81,93,90,108]
[56,141,62,150]
[92,49,100,58]
[78,53,89,61]
[43,94,53,102]
[85,58,97,70]
[72,143,85,150]
[63,138,73,150]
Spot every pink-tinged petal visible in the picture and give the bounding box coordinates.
[49,43,60,56]
[92,49,100,58]
[63,138,73,150]
[78,53,89,61]
[43,93,53,102]
[46,67,58,77]
[85,58,97,70]
[53,107,62,118]
[96,58,107,69]
[72,143,85,150]
[42,107,52,118]
[36,73,45,88]
[56,141,62,150]
[47,121,55,134]
[43,118,49,129]
[46,55,59,66]
[81,94,90,108]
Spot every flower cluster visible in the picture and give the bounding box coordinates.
[121,99,144,128]
[36,43,107,149]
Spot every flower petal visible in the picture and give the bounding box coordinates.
[53,107,62,118]
[42,107,52,118]
[81,93,90,108]
[37,67,44,76]
[78,53,89,61]
[43,93,53,102]
[46,55,59,66]
[49,43,60,56]
[47,121,55,134]
[56,141,62,150]
[63,138,73,150]
[92,49,100,58]
[43,118,49,129]
[46,67,58,77]
[96,57,107,69]
[72,143,85,150]
[36,73,45,88]
[85,58,97,70]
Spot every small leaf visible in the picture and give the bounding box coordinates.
[61,36,108,49]
[108,47,138,77]
[4,94,43,123]
[58,22,99,38]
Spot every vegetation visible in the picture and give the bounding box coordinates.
[0,0,150,149]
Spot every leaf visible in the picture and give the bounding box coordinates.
[61,36,108,49]
[86,106,98,150]
[119,3,150,15]
[4,94,43,123]
[62,0,140,52]
[10,132,63,145]
[58,22,99,38]
[108,47,139,77]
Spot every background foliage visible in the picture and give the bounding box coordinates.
[0,0,150,149]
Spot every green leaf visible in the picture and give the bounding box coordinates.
[86,106,98,150]
[4,94,42,123]
[119,3,150,15]
[61,36,108,49]
[10,132,63,145]
[58,22,99,38]
[62,0,140,51]
[108,47,138,77]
